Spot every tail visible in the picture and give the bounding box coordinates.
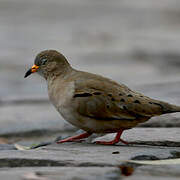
[162,102,180,114]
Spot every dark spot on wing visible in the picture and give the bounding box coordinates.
[134,100,141,104]
[111,97,115,101]
[152,102,164,110]
[93,92,102,95]
[127,94,133,97]
[123,106,127,110]
[108,94,112,97]
[74,93,92,98]
[119,93,123,96]
[120,99,125,102]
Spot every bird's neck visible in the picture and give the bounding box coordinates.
[45,64,73,82]
[46,67,76,108]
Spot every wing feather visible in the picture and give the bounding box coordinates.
[72,74,168,121]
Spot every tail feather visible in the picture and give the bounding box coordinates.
[162,103,180,114]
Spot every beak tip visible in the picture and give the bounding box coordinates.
[24,69,32,78]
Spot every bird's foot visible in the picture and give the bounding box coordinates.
[56,132,92,144]
[95,130,130,145]
[95,138,129,145]
[95,140,118,145]
[119,139,130,145]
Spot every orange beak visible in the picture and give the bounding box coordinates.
[24,64,39,78]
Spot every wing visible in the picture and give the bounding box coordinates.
[72,74,168,121]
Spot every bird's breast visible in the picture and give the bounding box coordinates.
[47,78,74,109]
[48,78,84,128]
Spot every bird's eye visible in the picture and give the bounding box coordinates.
[41,59,47,65]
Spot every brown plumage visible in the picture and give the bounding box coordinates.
[24,50,180,145]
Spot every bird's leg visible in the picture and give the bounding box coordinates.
[95,130,129,145]
[56,132,92,144]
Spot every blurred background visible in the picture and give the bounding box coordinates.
[1,0,180,142]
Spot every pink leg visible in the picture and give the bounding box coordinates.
[95,130,129,145]
[56,132,92,144]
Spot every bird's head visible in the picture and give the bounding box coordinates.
[24,50,70,79]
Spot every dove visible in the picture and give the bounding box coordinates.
[24,50,180,145]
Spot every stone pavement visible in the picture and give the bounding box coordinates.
[0,128,180,179]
